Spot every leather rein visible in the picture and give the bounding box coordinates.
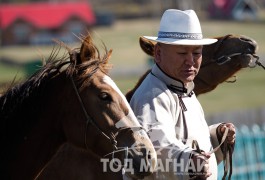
[191,127,233,180]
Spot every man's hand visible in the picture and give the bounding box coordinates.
[190,151,212,179]
[217,123,236,145]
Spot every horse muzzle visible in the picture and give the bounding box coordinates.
[126,140,157,179]
[114,128,157,179]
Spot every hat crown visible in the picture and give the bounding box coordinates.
[143,9,217,45]
[159,9,202,36]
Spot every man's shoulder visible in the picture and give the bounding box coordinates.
[136,74,166,94]
[131,74,171,105]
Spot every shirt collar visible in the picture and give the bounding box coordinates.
[151,64,194,95]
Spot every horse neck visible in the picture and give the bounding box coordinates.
[126,69,151,102]
[195,56,241,95]
[2,74,72,179]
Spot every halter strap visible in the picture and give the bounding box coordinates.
[70,77,116,148]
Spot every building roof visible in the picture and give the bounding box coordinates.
[0,2,96,29]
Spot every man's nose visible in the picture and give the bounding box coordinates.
[185,53,195,65]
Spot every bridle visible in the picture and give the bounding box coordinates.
[201,34,263,69]
[250,54,265,70]
[70,77,118,148]
[70,76,145,168]
[199,35,264,85]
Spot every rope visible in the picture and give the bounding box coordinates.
[190,127,232,180]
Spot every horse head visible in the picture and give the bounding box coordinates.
[0,34,156,179]
[202,34,257,67]
[60,35,157,178]
[195,34,259,94]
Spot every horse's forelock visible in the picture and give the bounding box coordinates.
[71,35,113,90]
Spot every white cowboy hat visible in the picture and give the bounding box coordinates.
[144,9,217,45]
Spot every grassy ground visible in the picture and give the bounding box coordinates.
[1,18,265,116]
[198,67,265,115]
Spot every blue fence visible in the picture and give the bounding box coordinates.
[218,124,265,180]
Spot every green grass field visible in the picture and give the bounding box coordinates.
[1,18,265,116]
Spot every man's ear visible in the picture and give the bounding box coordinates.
[154,44,161,63]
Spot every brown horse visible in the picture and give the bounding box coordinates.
[126,34,260,101]
[0,34,157,180]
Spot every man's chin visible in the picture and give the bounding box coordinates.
[182,77,195,85]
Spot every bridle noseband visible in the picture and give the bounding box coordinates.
[211,35,246,65]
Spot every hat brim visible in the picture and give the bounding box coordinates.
[143,36,217,45]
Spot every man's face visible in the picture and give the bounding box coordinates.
[154,43,203,84]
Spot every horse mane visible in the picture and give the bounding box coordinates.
[0,47,68,120]
[125,69,151,102]
[0,34,112,143]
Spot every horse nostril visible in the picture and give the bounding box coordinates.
[239,37,257,52]
[239,37,252,42]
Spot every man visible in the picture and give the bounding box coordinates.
[130,9,236,179]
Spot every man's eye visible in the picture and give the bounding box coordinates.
[193,52,201,56]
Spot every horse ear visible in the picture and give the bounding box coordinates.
[103,49,112,64]
[139,37,155,57]
[79,35,98,64]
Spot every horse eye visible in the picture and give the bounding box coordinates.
[99,92,111,101]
